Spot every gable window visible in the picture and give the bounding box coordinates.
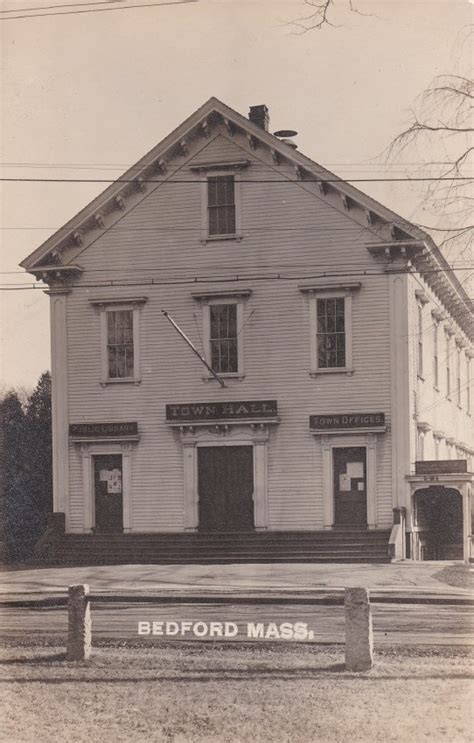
[317,297,346,369]
[90,297,147,386]
[192,162,247,243]
[299,282,360,377]
[193,289,251,380]
[208,175,236,236]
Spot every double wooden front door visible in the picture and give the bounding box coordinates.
[333,447,367,526]
[94,454,123,532]
[198,446,255,531]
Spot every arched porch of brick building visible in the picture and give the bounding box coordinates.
[405,474,472,563]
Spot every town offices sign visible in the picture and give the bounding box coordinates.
[166,400,278,423]
[310,413,385,432]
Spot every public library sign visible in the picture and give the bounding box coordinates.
[69,422,138,438]
[166,400,278,423]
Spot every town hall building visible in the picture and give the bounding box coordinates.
[21,98,473,564]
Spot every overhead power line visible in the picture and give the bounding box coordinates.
[0,1,123,15]
[2,225,471,233]
[0,0,196,21]
[0,176,471,183]
[1,263,473,277]
[2,265,474,291]
[1,161,467,170]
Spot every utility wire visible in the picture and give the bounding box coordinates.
[1,225,472,233]
[2,266,474,290]
[0,0,196,20]
[0,176,470,183]
[417,381,473,417]
[0,1,123,14]
[1,263,473,276]
[1,160,465,167]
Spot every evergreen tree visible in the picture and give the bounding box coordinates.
[1,372,53,562]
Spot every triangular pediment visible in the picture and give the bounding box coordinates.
[20,96,421,270]
[20,96,472,338]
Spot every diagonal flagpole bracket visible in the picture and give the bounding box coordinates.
[162,310,226,388]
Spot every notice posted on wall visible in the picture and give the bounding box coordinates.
[99,469,122,494]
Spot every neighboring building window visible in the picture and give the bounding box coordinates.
[417,430,424,460]
[446,333,451,397]
[90,297,146,386]
[456,347,462,406]
[417,303,424,378]
[317,297,346,369]
[209,303,238,374]
[107,310,133,379]
[207,175,236,236]
[467,355,471,414]
[433,323,439,388]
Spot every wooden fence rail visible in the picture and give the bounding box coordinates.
[66,584,373,671]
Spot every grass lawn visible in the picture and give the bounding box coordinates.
[1,643,473,742]
[435,564,474,591]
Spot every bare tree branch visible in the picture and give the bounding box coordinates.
[288,0,371,33]
[388,71,474,280]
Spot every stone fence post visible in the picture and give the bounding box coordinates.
[67,584,91,661]
[344,587,373,672]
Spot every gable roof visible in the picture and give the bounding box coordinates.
[20,96,472,339]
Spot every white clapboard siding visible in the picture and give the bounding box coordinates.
[65,131,396,531]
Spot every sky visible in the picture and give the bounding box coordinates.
[0,0,472,390]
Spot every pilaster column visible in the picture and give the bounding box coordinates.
[47,287,70,523]
[461,483,472,563]
[122,443,132,532]
[388,274,411,515]
[253,440,268,529]
[366,434,377,528]
[322,436,333,528]
[81,444,92,531]
[183,442,198,530]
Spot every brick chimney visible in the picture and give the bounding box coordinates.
[248,105,269,131]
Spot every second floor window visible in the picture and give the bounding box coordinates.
[91,296,146,386]
[317,297,346,368]
[207,175,236,236]
[107,310,134,379]
[210,303,238,374]
[433,323,439,388]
